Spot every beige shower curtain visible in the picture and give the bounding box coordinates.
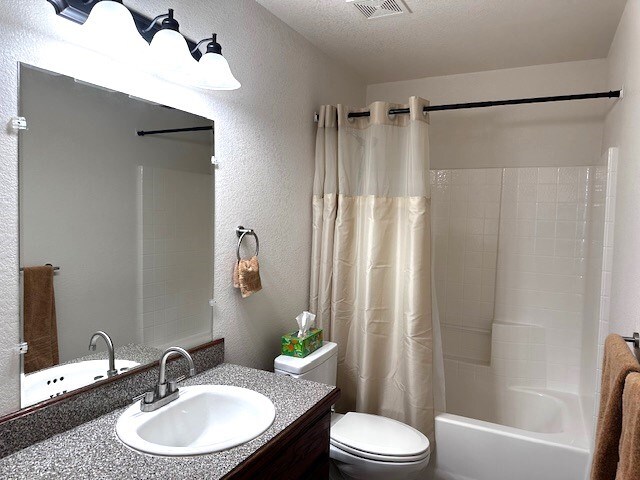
[310,97,437,440]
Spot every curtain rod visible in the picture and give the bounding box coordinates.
[342,90,621,119]
[137,126,214,136]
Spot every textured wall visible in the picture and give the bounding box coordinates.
[367,60,608,170]
[603,0,640,339]
[0,0,365,415]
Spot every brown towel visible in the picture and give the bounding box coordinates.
[233,261,240,289]
[617,372,640,479]
[592,334,640,480]
[233,256,262,298]
[23,265,59,373]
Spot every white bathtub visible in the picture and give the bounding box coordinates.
[430,386,590,480]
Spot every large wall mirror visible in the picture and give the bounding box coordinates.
[18,64,214,409]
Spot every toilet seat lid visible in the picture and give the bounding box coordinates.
[330,412,430,462]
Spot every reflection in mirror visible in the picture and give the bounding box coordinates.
[18,64,214,409]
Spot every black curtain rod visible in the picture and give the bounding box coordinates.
[347,90,622,118]
[137,126,214,136]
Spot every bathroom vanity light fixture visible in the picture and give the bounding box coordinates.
[191,34,241,90]
[47,0,241,90]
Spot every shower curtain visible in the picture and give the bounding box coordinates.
[310,97,441,440]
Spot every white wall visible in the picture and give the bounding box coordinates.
[367,60,608,170]
[0,1,365,415]
[603,0,640,339]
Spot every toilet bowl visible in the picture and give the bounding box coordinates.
[274,342,430,480]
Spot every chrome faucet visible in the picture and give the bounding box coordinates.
[88,331,117,377]
[137,346,195,412]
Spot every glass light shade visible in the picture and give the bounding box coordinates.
[195,52,241,90]
[82,1,148,62]
[149,30,196,70]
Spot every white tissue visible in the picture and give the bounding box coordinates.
[296,311,316,338]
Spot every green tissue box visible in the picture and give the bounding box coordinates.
[281,328,323,358]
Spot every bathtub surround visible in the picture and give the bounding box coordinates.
[310,99,439,439]
[432,164,615,475]
[433,166,609,391]
[431,169,502,365]
[495,166,595,393]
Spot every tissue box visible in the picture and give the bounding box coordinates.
[281,328,323,358]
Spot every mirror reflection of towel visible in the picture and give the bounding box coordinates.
[233,256,262,298]
[23,265,59,373]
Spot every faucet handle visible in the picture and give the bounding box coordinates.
[168,380,178,394]
[168,375,189,394]
[133,391,155,404]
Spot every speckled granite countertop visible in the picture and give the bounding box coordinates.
[0,364,335,479]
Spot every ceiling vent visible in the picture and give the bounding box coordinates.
[347,0,411,20]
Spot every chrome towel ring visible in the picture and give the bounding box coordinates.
[236,226,259,261]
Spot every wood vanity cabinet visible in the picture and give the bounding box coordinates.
[223,388,340,480]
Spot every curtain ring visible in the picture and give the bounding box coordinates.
[236,226,259,261]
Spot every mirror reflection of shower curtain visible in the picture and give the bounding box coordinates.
[310,98,444,441]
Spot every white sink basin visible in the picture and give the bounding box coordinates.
[22,359,140,407]
[116,385,276,456]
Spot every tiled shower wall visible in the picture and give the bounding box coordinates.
[432,169,502,364]
[432,165,609,396]
[495,167,593,393]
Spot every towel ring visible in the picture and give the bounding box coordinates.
[236,226,259,261]
[623,332,640,348]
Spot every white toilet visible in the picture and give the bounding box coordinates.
[274,341,430,480]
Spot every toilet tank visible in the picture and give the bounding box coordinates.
[274,341,338,386]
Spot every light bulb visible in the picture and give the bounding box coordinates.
[82,1,149,63]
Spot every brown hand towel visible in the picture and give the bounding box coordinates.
[591,334,640,480]
[233,256,262,298]
[23,265,59,373]
[616,372,640,479]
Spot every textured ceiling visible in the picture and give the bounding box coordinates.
[256,0,627,83]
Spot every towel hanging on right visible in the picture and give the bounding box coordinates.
[233,256,262,298]
[616,372,640,479]
[591,334,640,480]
